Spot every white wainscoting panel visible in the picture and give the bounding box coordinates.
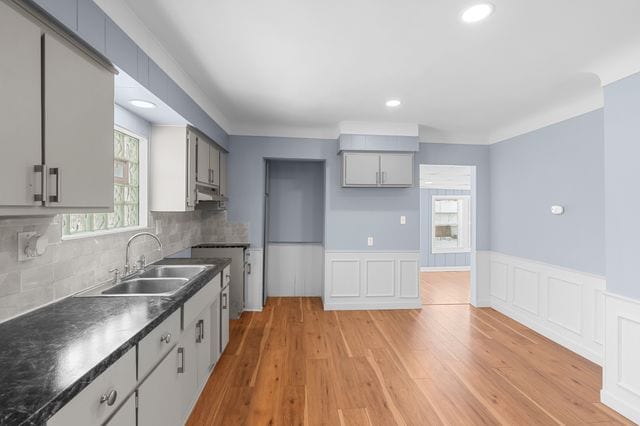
[245,248,263,311]
[365,260,395,297]
[324,251,420,310]
[601,292,640,423]
[489,252,605,365]
[267,243,323,297]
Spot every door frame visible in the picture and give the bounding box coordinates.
[419,164,479,307]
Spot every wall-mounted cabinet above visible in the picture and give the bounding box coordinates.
[342,152,414,187]
[0,0,115,216]
[150,125,228,212]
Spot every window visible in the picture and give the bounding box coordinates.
[432,195,471,253]
[62,127,148,238]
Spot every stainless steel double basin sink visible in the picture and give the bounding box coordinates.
[76,265,208,297]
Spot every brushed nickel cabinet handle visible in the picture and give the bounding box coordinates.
[48,167,61,203]
[160,333,171,344]
[100,389,117,406]
[177,347,185,373]
[33,165,44,202]
[222,293,228,309]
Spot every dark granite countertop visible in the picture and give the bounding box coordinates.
[0,257,231,426]
[193,242,250,249]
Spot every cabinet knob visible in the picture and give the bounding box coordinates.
[160,333,171,344]
[100,389,118,406]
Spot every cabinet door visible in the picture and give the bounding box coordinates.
[179,322,198,419]
[0,2,42,207]
[44,33,114,208]
[219,152,227,197]
[138,346,181,426]
[343,153,379,186]
[105,393,136,426]
[196,136,210,184]
[186,131,197,208]
[209,145,220,186]
[210,296,220,368]
[195,305,212,386]
[380,153,413,186]
[220,286,230,353]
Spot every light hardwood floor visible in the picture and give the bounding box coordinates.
[421,271,470,305]
[187,297,631,425]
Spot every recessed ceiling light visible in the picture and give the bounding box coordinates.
[129,99,156,109]
[461,3,494,23]
[386,99,401,107]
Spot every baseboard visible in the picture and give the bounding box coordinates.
[243,307,263,312]
[491,299,602,364]
[420,266,470,272]
[323,301,422,311]
[601,390,640,424]
[474,298,492,308]
[487,251,605,365]
[601,292,640,424]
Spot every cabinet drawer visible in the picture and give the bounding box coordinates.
[138,309,181,380]
[184,274,220,327]
[223,265,231,288]
[47,348,136,426]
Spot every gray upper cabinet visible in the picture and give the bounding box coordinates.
[44,32,114,209]
[0,2,115,215]
[196,135,210,185]
[219,152,228,197]
[0,2,42,207]
[343,152,380,186]
[380,153,414,186]
[342,152,413,188]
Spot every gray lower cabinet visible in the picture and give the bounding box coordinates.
[210,295,221,367]
[104,393,136,426]
[221,285,230,352]
[138,345,182,426]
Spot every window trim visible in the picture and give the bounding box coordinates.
[431,195,471,254]
[61,125,149,240]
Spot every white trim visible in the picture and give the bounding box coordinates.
[486,251,606,365]
[338,121,419,137]
[323,301,422,311]
[93,0,231,132]
[601,292,640,423]
[420,266,470,272]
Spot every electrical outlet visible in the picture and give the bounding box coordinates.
[400,215,406,225]
[367,237,374,246]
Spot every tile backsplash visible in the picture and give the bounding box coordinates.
[0,211,247,323]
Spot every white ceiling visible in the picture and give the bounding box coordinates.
[420,165,471,190]
[116,0,640,143]
[115,68,187,125]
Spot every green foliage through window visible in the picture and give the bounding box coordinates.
[62,129,141,236]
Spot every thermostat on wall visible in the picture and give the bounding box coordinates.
[550,205,564,215]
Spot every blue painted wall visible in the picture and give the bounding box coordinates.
[415,143,491,251]
[490,109,605,276]
[228,136,419,251]
[604,72,640,300]
[31,0,229,149]
[267,160,325,244]
[420,188,471,268]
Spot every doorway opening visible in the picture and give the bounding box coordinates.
[263,159,325,301]
[419,164,476,305]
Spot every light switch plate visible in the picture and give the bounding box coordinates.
[367,237,374,246]
[400,215,406,225]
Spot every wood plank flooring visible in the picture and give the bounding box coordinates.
[187,297,632,425]
[421,271,470,305]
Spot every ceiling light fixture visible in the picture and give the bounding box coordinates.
[461,3,494,23]
[386,99,401,107]
[129,99,156,109]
